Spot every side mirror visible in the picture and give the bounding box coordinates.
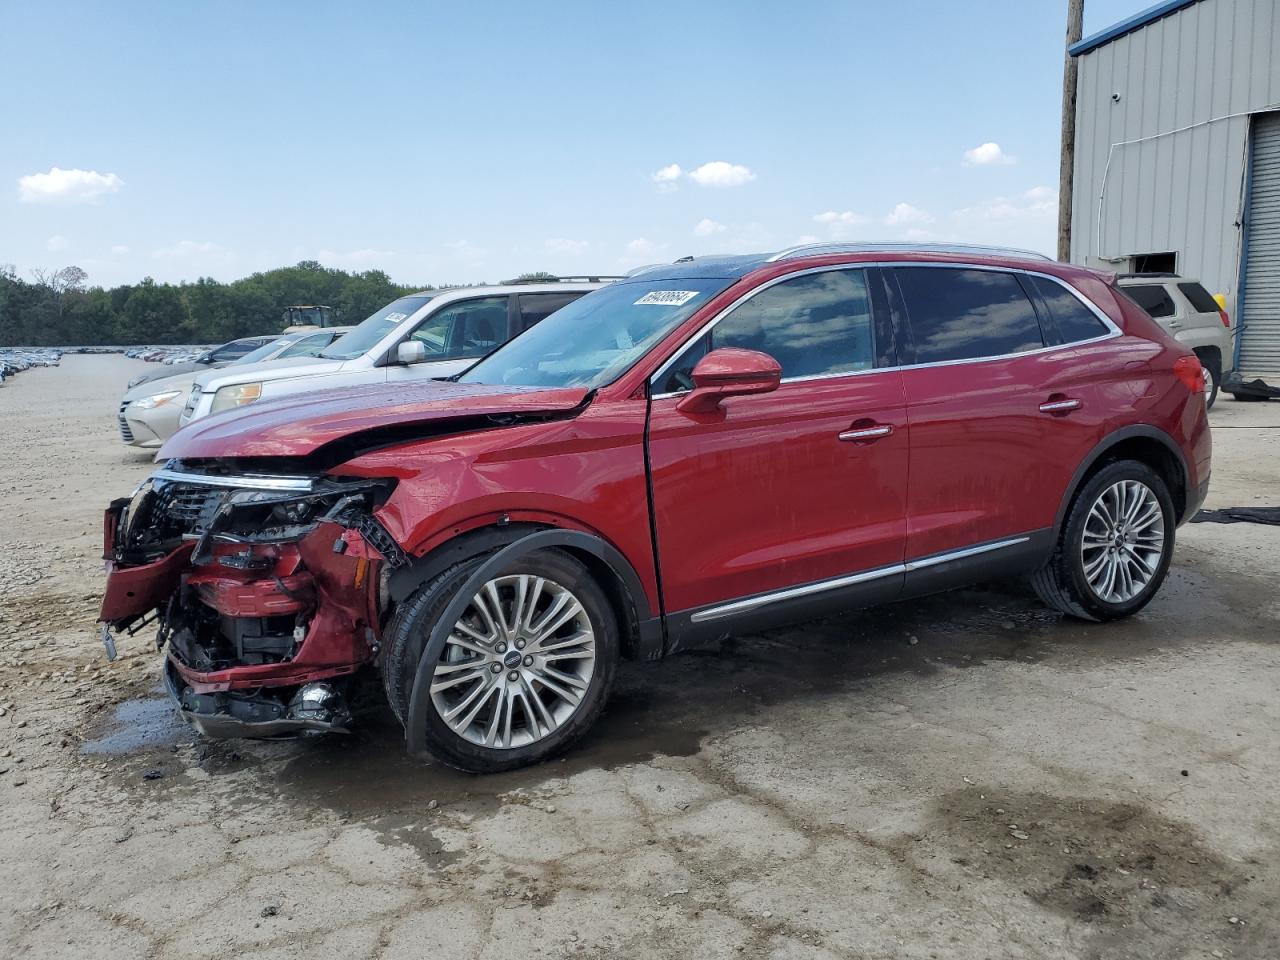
[676,348,782,414]
[397,341,427,365]
[197,353,213,364]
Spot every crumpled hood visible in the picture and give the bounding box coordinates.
[157,379,590,460]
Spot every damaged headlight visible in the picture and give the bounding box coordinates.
[194,477,399,553]
[121,479,155,540]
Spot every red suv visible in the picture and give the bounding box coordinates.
[100,243,1211,772]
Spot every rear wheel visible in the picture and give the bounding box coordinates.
[382,549,618,773]
[1031,460,1175,622]
[1195,350,1221,410]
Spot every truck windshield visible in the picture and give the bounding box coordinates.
[319,295,435,360]
[458,279,731,388]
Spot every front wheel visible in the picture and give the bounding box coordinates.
[382,549,619,773]
[1031,461,1175,622]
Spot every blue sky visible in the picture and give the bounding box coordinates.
[2,0,1143,288]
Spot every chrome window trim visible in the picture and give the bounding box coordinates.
[687,535,1030,623]
[649,262,1121,399]
[151,468,314,492]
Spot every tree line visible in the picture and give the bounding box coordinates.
[0,261,436,347]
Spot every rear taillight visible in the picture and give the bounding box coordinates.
[1218,307,1230,328]
[1174,355,1205,394]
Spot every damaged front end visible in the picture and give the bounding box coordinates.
[100,463,404,739]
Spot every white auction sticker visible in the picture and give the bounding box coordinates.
[385,312,410,323]
[634,290,700,306]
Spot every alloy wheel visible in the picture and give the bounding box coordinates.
[429,574,596,749]
[1080,480,1166,604]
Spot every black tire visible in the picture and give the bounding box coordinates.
[381,548,619,773]
[1196,350,1220,410]
[1030,460,1175,622]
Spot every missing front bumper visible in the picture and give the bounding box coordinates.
[162,658,351,740]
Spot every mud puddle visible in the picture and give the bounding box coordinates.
[80,689,186,755]
[925,787,1276,958]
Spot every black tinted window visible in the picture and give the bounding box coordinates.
[1124,284,1176,318]
[1031,276,1110,343]
[657,269,874,392]
[518,292,582,331]
[1178,282,1220,314]
[211,341,259,361]
[896,268,1044,363]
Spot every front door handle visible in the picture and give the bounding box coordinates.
[839,424,893,442]
[1039,397,1082,414]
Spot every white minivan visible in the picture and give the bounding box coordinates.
[179,282,604,427]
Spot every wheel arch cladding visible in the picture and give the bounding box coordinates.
[1056,426,1190,529]
[387,525,661,662]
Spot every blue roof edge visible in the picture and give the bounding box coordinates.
[1069,0,1202,56]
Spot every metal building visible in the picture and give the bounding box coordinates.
[1069,0,1280,395]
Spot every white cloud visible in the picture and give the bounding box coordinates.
[813,210,869,226]
[688,161,756,188]
[545,238,589,255]
[618,237,668,268]
[651,163,682,183]
[18,167,123,204]
[153,239,220,259]
[952,186,1057,223]
[110,245,130,255]
[963,142,1016,166]
[693,218,726,237]
[885,202,935,226]
[46,235,69,252]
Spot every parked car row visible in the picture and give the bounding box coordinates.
[118,328,352,446]
[99,244,1212,774]
[0,348,62,384]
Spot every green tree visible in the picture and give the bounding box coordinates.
[115,278,190,344]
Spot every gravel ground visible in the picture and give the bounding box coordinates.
[1,355,1278,960]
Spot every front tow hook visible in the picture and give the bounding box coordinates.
[100,624,118,662]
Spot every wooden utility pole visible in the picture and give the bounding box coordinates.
[1058,0,1085,261]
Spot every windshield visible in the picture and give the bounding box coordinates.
[233,337,293,365]
[318,295,435,360]
[458,279,730,388]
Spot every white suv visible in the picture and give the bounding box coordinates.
[1117,274,1233,408]
[179,282,606,428]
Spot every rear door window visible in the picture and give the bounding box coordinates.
[518,292,584,331]
[1123,284,1176,318]
[1177,282,1220,314]
[655,268,875,392]
[1030,276,1111,343]
[895,268,1044,364]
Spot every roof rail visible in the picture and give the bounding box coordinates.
[766,241,1055,263]
[502,275,626,285]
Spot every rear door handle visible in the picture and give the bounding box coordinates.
[838,424,893,442]
[1039,398,1082,414]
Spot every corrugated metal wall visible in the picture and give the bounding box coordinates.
[1071,0,1280,319]
[1240,112,1280,379]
